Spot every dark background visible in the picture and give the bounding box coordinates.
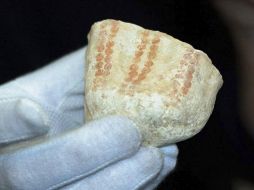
[0,0,254,189]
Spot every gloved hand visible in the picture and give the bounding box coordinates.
[0,47,178,190]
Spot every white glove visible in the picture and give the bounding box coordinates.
[0,47,178,190]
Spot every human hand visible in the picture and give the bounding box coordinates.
[0,48,178,190]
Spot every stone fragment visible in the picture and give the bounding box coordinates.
[85,19,223,147]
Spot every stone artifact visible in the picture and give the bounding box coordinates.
[85,19,223,147]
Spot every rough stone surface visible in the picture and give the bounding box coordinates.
[85,19,223,147]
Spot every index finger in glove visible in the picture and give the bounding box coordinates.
[0,116,141,190]
[0,48,86,145]
[0,97,49,146]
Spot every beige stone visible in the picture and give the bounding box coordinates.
[85,19,223,147]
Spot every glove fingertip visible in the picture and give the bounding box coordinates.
[160,144,178,158]
[0,98,49,145]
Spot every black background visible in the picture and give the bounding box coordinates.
[0,0,254,189]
